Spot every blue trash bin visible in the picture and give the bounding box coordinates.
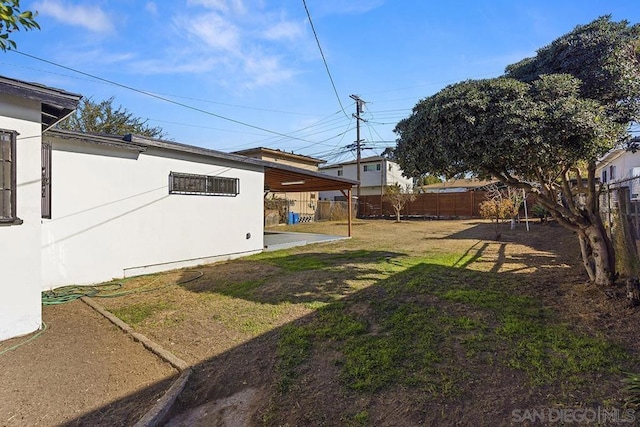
[287,212,295,225]
[293,213,300,224]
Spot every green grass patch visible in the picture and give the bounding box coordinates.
[216,279,265,299]
[276,324,313,393]
[439,288,628,385]
[110,301,174,325]
[249,251,329,271]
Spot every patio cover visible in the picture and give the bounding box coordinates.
[263,162,358,236]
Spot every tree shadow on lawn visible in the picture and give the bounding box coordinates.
[66,256,639,426]
[179,250,408,305]
[440,221,575,253]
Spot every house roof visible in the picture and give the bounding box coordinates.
[45,129,358,193]
[320,155,389,169]
[232,147,326,165]
[597,147,626,168]
[0,75,82,131]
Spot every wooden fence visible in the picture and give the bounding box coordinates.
[358,191,487,218]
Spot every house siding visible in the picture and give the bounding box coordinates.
[319,158,412,200]
[596,149,640,184]
[41,136,264,289]
[0,94,43,340]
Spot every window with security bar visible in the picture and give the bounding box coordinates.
[169,172,239,196]
[0,129,21,224]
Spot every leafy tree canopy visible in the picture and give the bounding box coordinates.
[59,97,166,139]
[506,15,640,125]
[0,0,39,51]
[393,16,640,286]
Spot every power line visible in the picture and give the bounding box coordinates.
[302,0,349,118]
[11,50,322,144]
[0,60,321,117]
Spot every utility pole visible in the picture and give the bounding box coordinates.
[350,94,365,216]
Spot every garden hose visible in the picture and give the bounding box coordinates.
[41,270,204,305]
[0,322,47,356]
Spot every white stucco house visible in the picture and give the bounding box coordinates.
[1,75,356,341]
[318,156,413,200]
[596,146,640,199]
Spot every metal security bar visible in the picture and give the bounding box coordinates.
[0,130,16,221]
[169,172,239,196]
[42,142,52,218]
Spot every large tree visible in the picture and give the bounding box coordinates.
[395,16,640,286]
[0,0,39,51]
[59,97,165,139]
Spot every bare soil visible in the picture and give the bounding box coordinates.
[1,219,639,426]
[0,300,177,426]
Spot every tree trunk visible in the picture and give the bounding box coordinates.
[395,208,401,222]
[578,232,596,282]
[582,221,616,286]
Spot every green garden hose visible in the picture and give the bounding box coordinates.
[41,270,204,305]
[0,322,47,356]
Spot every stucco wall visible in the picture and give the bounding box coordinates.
[0,94,43,340]
[319,159,413,200]
[597,150,640,183]
[41,137,264,289]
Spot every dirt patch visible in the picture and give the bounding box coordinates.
[0,300,176,426]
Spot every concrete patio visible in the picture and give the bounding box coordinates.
[263,231,349,252]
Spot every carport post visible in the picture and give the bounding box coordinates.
[348,188,352,237]
[340,188,353,237]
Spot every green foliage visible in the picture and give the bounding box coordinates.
[531,203,550,220]
[0,0,39,51]
[59,97,166,138]
[623,372,640,408]
[382,183,416,222]
[394,16,640,285]
[394,75,623,183]
[419,174,442,186]
[506,16,640,124]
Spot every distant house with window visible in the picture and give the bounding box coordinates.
[233,147,325,223]
[318,156,412,200]
[596,146,640,200]
[0,75,356,341]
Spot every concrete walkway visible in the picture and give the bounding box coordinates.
[263,231,349,252]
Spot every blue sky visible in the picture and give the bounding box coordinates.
[3,1,640,164]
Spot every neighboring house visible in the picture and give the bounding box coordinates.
[319,156,413,200]
[233,147,325,222]
[420,178,498,193]
[1,75,356,341]
[596,147,640,198]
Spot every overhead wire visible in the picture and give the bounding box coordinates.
[11,50,328,144]
[302,0,349,119]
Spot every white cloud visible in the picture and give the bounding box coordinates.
[187,0,246,14]
[241,52,295,89]
[146,2,158,15]
[61,48,135,68]
[128,56,224,75]
[179,12,240,51]
[261,20,305,41]
[33,1,114,33]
